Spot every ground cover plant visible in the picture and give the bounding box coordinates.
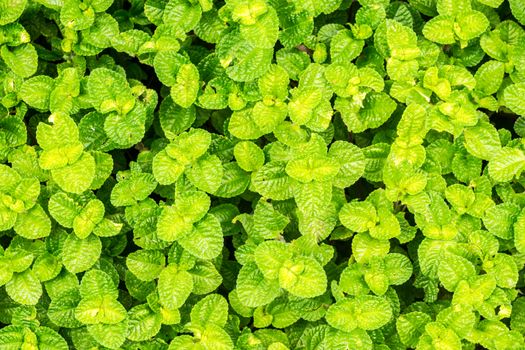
[1,0,525,348]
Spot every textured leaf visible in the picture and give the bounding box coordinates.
[0,0,27,25]
[110,172,157,206]
[278,257,327,298]
[158,265,193,309]
[62,234,102,273]
[19,76,54,110]
[463,121,501,160]
[510,0,525,25]
[179,214,223,260]
[80,269,117,299]
[190,294,229,327]
[422,16,455,44]
[1,44,38,78]
[126,250,165,281]
[87,320,128,349]
[339,201,377,233]
[254,241,292,280]
[13,204,51,239]
[127,304,162,341]
[504,83,525,117]
[236,262,280,308]
[397,312,432,347]
[163,0,202,32]
[6,269,42,305]
[252,161,295,200]
[326,295,392,332]
[488,147,525,182]
[438,253,476,292]
[51,153,96,194]
[240,7,279,49]
[48,289,83,328]
[171,63,200,108]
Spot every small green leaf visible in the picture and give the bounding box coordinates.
[62,234,102,273]
[6,269,42,305]
[158,265,193,309]
[126,250,165,281]
[278,257,327,298]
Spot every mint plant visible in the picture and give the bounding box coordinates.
[1,0,525,349]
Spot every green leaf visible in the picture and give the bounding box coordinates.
[397,312,432,348]
[229,108,264,140]
[509,0,525,25]
[163,0,202,32]
[62,234,102,273]
[384,253,413,285]
[234,141,265,172]
[511,298,525,333]
[337,92,397,133]
[222,38,273,82]
[254,241,292,280]
[190,294,229,327]
[159,97,196,139]
[329,141,366,188]
[326,295,393,332]
[186,155,224,193]
[171,63,200,108]
[190,260,223,295]
[87,68,133,114]
[463,121,501,161]
[165,128,211,165]
[152,150,185,185]
[278,257,327,298]
[80,269,117,299]
[1,44,38,78]
[240,7,279,49]
[504,83,525,117]
[127,304,162,341]
[488,147,525,182]
[437,0,471,17]
[126,250,165,281]
[73,199,105,239]
[19,76,54,110]
[331,29,364,64]
[422,16,455,44]
[485,253,519,289]
[48,192,81,228]
[179,214,223,260]
[87,320,128,349]
[252,161,295,200]
[352,232,390,264]
[6,269,42,305]
[13,204,51,239]
[0,0,27,25]
[339,201,377,232]
[286,157,339,183]
[110,172,157,206]
[258,65,289,100]
[437,253,476,292]
[475,60,505,96]
[236,262,281,308]
[48,289,83,328]
[515,209,525,254]
[51,153,96,194]
[61,0,95,30]
[158,265,193,309]
[455,12,489,42]
[33,252,61,282]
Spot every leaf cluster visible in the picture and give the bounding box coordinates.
[1,0,525,349]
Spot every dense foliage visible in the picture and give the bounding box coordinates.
[1,0,525,348]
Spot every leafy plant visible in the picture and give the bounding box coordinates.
[1,0,525,349]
